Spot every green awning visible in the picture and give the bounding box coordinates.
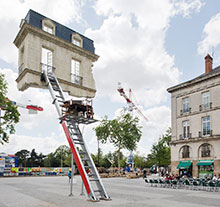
[177,160,192,169]
[197,160,213,166]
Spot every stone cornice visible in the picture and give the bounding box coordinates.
[167,71,220,93]
[16,68,96,94]
[171,135,220,145]
[175,81,220,98]
[13,23,99,62]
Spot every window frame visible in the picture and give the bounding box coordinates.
[43,25,53,34]
[182,145,190,158]
[42,18,56,35]
[71,33,83,47]
[201,143,211,157]
[202,91,210,110]
[183,97,190,113]
[202,116,211,136]
[183,120,190,139]
[71,59,82,85]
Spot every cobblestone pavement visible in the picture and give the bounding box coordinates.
[0,176,220,207]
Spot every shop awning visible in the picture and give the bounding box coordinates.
[197,160,213,166]
[177,160,192,169]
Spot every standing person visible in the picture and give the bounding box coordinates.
[143,169,147,179]
[68,170,72,183]
[212,174,218,181]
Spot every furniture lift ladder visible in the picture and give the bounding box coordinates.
[43,67,110,202]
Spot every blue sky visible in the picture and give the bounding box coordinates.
[1,0,220,157]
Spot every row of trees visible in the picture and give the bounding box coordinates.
[15,145,72,167]
[13,119,171,169]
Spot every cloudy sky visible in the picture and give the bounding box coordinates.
[1,0,220,157]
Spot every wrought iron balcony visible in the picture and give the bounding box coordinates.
[71,74,83,86]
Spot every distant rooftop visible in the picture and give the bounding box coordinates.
[167,65,220,93]
[24,9,95,54]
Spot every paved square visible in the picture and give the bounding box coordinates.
[0,176,219,207]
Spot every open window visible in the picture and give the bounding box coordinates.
[41,47,53,74]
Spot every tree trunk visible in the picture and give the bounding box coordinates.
[118,148,121,176]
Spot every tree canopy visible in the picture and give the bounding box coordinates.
[94,110,142,172]
[0,73,20,144]
[146,128,171,168]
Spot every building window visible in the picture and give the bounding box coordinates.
[41,47,53,74]
[183,97,190,113]
[202,116,210,136]
[72,33,82,47]
[202,91,210,110]
[43,25,53,34]
[183,121,190,139]
[42,18,56,35]
[182,146,190,158]
[71,59,82,85]
[201,143,211,157]
[73,38,81,47]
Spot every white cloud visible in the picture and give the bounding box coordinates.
[173,0,204,18]
[84,0,202,156]
[198,12,220,56]
[0,0,204,157]
[0,133,66,155]
[0,0,85,65]
[86,0,202,108]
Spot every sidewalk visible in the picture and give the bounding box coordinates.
[0,176,220,207]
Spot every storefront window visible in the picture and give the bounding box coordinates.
[198,164,213,178]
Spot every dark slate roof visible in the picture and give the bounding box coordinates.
[24,9,95,54]
[167,65,220,92]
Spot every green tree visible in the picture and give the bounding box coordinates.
[15,149,30,167]
[94,110,142,173]
[0,73,20,144]
[44,152,59,167]
[133,154,147,169]
[91,148,105,167]
[37,152,46,167]
[28,149,39,167]
[147,128,171,171]
[54,145,71,167]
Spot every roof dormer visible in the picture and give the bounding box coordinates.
[42,18,56,35]
[72,33,83,47]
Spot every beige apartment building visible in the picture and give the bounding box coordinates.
[14,10,98,98]
[167,54,220,178]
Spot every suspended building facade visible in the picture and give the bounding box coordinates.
[14,10,98,98]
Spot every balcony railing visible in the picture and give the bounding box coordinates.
[41,63,55,75]
[71,74,83,86]
[199,130,213,138]
[180,107,191,116]
[199,102,212,111]
[179,133,191,140]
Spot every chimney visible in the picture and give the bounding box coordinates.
[205,53,213,74]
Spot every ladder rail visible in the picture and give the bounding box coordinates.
[42,68,110,201]
[67,120,109,198]
[44,71,63,117]
[62,122,92,196]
